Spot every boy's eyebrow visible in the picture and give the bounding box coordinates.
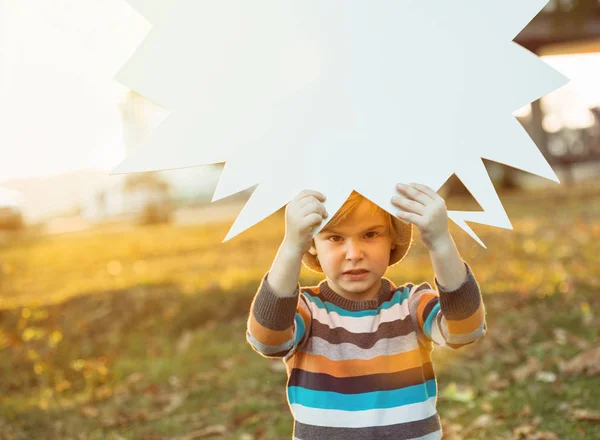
[322,224,387,235]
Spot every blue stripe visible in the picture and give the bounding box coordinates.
[302,288,410,317]
[423,303,440,339]
[288,379,437,411]
[292,313,306,350]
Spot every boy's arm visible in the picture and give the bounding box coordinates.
[246,240,312,359]
[408,234,487,348]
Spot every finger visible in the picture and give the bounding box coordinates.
[320,202,328,218]
[395,183,429,205]
[315,201,328,219]
[303,213,324,228]
[407,183,441,201]
[297,189,326,202]
[298,196,327,215]
[395,209,422,228]
[391,196,425,215]
[301,200,327,218]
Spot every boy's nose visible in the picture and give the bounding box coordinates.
[345,241,364,259]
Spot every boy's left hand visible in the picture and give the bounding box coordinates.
[391,182,451,252]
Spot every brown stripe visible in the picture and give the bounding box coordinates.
[446,341,470,350]
[310,316,415,349]
[412,283,431,295]
[294,413,441,440]
[248,312,293,346]
[288,363,435,394]
[252,276,302,331]
[437,263,482,320]
[422,297,439,321]
[301,282,409,312]
[416,291,438,329]
[441,290,481,321]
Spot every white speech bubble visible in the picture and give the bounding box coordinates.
[111,0,569,246]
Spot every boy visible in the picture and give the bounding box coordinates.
[246,184,487,440]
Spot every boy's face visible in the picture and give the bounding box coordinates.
[308,200,395,301]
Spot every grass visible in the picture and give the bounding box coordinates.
[0,180,599,439]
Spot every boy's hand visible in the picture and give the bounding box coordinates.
[283,190,328,256]
[391,183,451,252]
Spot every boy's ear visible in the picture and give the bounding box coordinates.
[308,240,317,256]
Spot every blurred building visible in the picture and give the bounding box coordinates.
[81,92,175,224]
[0,187,25,230]
[514,0,600,184]
[81,174,172,224]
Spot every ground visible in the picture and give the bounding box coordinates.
[0,181,599,440]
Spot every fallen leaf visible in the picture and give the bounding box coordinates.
[481,402,493,413]
[176,425,227,439]
[176,331,193,355]
[163,392,188,414]
[518,404,532,417]
[559,345,600,376]
[220,357,236,370]
[441,382,475,403]
[125,372,144,385]
[485,371,510,390]
[439,421,463,440]
[269,360,286,373]
[512,422,536,438]
[79,406,100,419]
[572,408,600,422]
[512,356,542,382]
[529,432,559,440]
[535,371,557,383]
[470,414,494,429]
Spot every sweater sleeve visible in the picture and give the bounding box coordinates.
[408,261,487,349]
[246,272,312,360]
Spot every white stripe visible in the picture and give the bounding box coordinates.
[309,299,411,333]
[294,430,440,440]
[307,333,420,361]
[445,320,487,344]
[246,331,293,355]
[283,319,306,362]
[290,396,437,428]
[429,315,446,346]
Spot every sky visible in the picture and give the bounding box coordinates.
[0,0,151,182]
[1,0,599,182]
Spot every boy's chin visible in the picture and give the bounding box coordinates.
[336,275,377,289]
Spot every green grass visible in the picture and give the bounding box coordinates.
[1,181,599,439]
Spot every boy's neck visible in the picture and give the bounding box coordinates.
[326,278,382,302]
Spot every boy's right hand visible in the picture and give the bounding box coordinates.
[283,190,328,256]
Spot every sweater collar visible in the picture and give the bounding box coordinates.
[317,277,394,311]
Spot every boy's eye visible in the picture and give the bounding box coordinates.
[328,235,343,242]
[365,231,379,238]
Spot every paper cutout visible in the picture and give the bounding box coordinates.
[111,0,569,247]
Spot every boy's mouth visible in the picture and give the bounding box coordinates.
[343,269,369,274]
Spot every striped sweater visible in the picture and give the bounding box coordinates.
[246,261,486,440]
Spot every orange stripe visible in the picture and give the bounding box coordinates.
[416,292,438,329]
[418,344,433,363]
[293,349,423,378]
[306,286,320,295]
[297,304,311,328]
[446,303,485,334]
[248,313,293,346]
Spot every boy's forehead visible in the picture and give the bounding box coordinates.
[321,212,388,235]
